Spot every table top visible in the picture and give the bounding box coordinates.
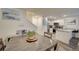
[5,34,57,51]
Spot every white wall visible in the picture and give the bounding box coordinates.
[76,17,79,29]
[32,16,43,35]
[0,9,37,41]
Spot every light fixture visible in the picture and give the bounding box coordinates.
[63,15,67,17]
[47,16,56,19]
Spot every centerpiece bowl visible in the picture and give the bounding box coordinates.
[26,31,37,43]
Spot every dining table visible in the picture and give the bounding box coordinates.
[5,34,57,51]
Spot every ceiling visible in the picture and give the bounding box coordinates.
[24,8,79,19]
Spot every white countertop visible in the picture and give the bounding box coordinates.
[57,29,73,32]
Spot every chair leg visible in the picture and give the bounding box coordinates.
[54,43,58,51]
[8,37,11,42]
[0,45,6,51]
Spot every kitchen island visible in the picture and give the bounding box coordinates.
[55,29,73,44]
[56,28,79,44]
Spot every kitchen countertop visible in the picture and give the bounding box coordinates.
[57,29,73,32]
[56,29,79,38]
[5,34,57,51]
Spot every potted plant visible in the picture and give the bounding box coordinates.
[27,31,36,40]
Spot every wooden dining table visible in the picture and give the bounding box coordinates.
[5,34,57,51]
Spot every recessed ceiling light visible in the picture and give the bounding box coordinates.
[63,15,67,17]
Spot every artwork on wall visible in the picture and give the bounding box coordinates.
[64,18,77,30]
[1,9,20,20]
[65,18,77,25]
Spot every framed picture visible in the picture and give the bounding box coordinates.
[64,18,76,25]
[1,8,20,20]
[64,18,77,29]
